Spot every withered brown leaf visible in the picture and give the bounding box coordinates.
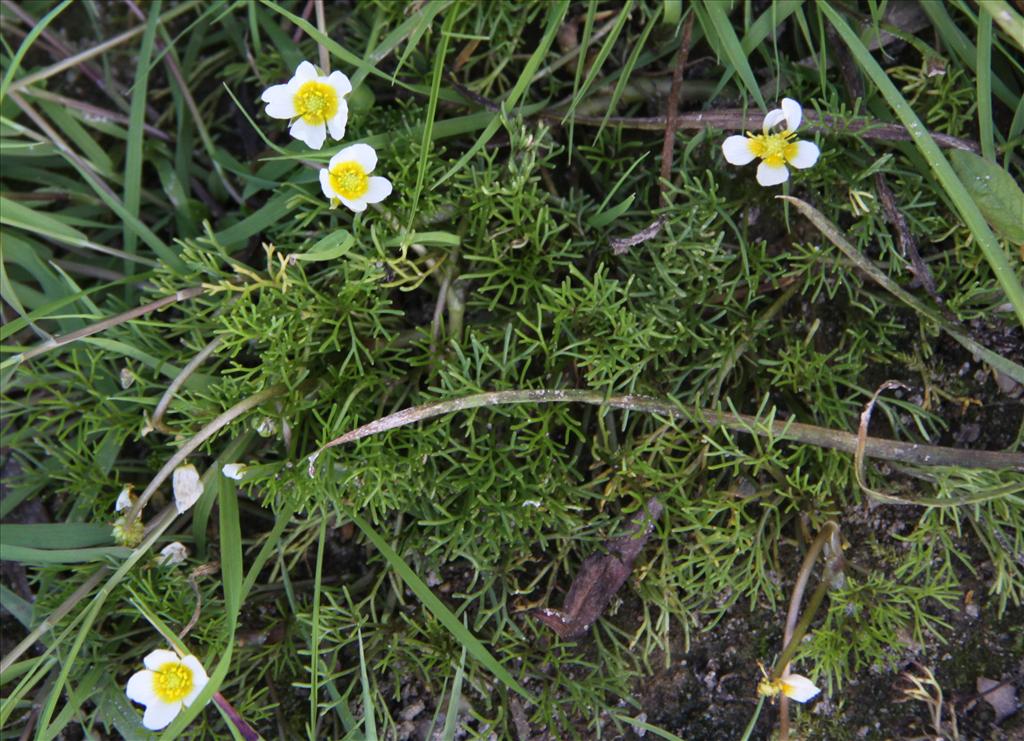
[534,497,663,639]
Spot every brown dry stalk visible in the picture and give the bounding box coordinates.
[658,14,695,208]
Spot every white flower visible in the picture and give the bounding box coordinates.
[758,671,821,703]
[158,542,189,566]
[172,464,204,514]
[260,61,352,150]
[221,463,247,481]
[319,143,393,212]
[125,649,209,730]
[115,486,136,513]
[722,98,820,186]
[780,673,821,703]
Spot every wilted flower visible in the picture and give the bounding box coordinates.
[126,649,209,730]
[158,542,189,566]
[319,143,393,212]
[260,61,352,150]
[722,98,820,186]
[115,486,136,513]
[221,463,247,481]
[172,464,203,514]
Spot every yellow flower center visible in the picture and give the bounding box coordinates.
[329,161,369,200]
[293,81,338,125]
[757,677,781,698]
[747,131,799,168]
[153,661,194,703]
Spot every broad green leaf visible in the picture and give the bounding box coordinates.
[289,230,355,262]
[948,150,1024,244]
[587,193,636,228]
[1,523,114,549]
[0,544,129,564]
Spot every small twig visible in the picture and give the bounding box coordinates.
[874,173,939,299]
[291,0,315,43]
[21,86,170,141]
[658,13,694,208]
[550,109,980,152]
[314,0,329,73]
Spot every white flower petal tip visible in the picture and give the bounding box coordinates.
[788,140,820,169]
[780,98,803,131]
[126,650,210,730]
[723,98,818,186]
[781,674,821,703]
[221,463,247,481]
[172,464,204,514]
[261,61,352,149]
[722,135,757,165]
[320,143,393,213]
[115,486,136,513]
[756,161,790,187]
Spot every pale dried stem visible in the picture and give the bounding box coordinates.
[307,389,1024,475]
[149,335,225,434]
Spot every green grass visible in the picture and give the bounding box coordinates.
[2,1,1023,739]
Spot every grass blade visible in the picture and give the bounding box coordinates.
[698,0,766,109]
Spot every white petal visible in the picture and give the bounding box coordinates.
[339,195,369,213]
[326,101,348,141]
[158,542,189,565]
[222,463,246,480]
[126,670,158,704]
[787,139,820,169]
[180,655,210,706]
[143,649,180,671]
[722,135,757,165]
[756,161,790,186]
[325,70,352,98]
[781,98,803,131]
[115,487,134,512]
[260,83,297,119]
[762,108,786,132]
[319,168,338,200]
[294,60,318,82]
[290,118,327,150]
[142,699,182,730]
[782,674,821,703]
[172,464,204,514]
[363,176,393,204]
[333,142,377,173]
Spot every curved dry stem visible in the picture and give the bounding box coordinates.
[5,285,205,369]
[775,521,842,740]
[307,389,1024,476]
[128,384,287,521]
[148,335,224,435]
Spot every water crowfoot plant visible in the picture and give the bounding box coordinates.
[2,1,1023,738]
